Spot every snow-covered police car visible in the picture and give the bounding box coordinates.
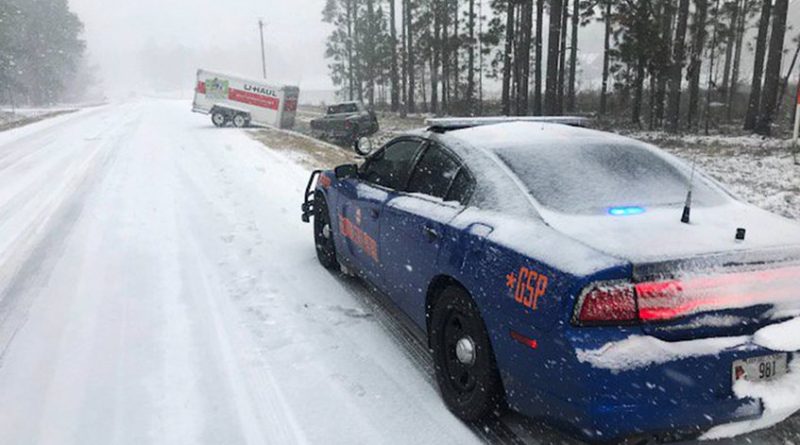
[301,117,800,443]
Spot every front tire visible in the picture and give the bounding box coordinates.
[313,194,339,270]
[431,286,504,421]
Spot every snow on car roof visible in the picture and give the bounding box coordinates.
[444,120,634,152]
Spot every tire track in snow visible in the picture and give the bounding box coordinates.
[0,105,140,366]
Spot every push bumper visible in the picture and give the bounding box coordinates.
[301,170,322,223]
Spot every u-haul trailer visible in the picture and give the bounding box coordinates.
[192,69,299,129]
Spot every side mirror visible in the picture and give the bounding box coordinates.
[354,136,374,156]
[334,163,358,180]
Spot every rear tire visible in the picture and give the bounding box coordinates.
[431,286,504,421]
[211,112,227,127]
[313,194,339,270]
[348,125,362,152]
[232,114,247,128]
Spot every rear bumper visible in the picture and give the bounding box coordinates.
[500,331,794,443]
[581,393,762,442]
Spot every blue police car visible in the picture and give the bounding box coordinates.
[301,117,800,443]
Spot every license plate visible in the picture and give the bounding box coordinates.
[732,353,788,386]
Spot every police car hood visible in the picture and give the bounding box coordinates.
[539,202,800,265]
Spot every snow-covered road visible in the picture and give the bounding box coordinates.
[0,99,483,445]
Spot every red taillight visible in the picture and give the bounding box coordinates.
[575,264,800,326]
[637,265,800,321]
[575,283,638,324]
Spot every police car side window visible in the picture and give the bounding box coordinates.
[444,168,475,205]
[360,140,421,190]
[406,144,460,199]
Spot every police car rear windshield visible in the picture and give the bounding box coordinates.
[495,141,728,214]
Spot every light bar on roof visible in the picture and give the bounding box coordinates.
[425,116,590,130]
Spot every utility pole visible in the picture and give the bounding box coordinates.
[258,19,267,79]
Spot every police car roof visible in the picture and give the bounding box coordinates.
[437,120,638,154]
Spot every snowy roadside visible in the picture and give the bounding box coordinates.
[628,131,800,221]
[0,108,79,132]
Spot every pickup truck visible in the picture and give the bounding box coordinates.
[309,102,379,153]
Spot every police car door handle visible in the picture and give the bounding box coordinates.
[369,208,380,219]
[423,225,439,242]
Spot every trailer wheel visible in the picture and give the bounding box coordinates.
[212,112,227,127]
[232,114,248,128]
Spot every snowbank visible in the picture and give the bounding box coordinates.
[700,359,800,440]
[575,335,748,372]
[753,317,800,352]
[577,317,800,371]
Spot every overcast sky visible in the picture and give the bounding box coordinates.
[68,0,335,99]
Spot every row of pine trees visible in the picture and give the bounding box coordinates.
[0,0,85,106]
[322,0,795,136]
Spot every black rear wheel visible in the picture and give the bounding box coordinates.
[313,194,339,270]
[431,286,504,421]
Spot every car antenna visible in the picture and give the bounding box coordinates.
[681,151,698,224]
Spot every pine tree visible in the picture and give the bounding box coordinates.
[0,0,85,105]
[389,0,400,111]
[687,0,709,130]
[566,0,579,112]
[501,0,514,115]
[666,0,691,132]
[466,0,477,110]
[755,0,789,135]
[743,0,772,131]
[405,0,416,112]
[533,0,544,115]
[545,0,563,115]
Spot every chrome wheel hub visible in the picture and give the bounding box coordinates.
[455,336,476,366]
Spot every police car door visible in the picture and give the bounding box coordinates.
[380,142,469,322]
[338,138,424,287]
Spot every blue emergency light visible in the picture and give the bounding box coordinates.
[608,206,645,216]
